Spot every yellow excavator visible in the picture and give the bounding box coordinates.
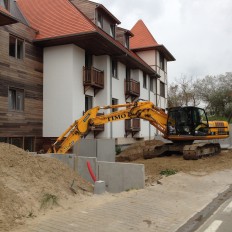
[47,100,229,160]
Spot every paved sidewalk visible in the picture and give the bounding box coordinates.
[20,170,232,232]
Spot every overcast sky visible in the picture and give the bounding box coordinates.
[98,0,232,83]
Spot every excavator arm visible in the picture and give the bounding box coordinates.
[47,101,168,154]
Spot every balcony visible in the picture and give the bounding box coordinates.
[125,79,140,101]
[125,118,140,137]
[83,66,104,96]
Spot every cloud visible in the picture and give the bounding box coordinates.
[97,0,232,81]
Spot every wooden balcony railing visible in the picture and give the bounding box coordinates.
[125,118,140,137]
[125,79,140,100]
[83,66,104,96]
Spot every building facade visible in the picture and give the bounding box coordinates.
[0,0,175,151]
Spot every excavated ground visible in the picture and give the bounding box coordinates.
[1,140,232,231]
[0,143,93,232]
[116,139,232,185]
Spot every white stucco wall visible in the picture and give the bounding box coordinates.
[43,44,85,137]
[136,50,156,69]
[43,43,169,143]
[111,62,126,138]
[93,55,111,138]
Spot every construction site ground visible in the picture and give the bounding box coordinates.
[1,142,232,232]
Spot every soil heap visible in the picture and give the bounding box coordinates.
[116,139,164,161]
[0,143,93,232]
[116,139,232,185]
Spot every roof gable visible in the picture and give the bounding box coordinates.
[130,19,158,49]
[16,0,96,39]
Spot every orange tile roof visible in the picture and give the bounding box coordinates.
[130,19,159,49]
[16,0,96,39]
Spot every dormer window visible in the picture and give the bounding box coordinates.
[4,0,10,11]
[97,12,103,28]
[110,24,115,38]
[125,35,129,48]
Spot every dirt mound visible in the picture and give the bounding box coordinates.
[133,150,232,185]
[0,143,93,232]
[116,139,164,161]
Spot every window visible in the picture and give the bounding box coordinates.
[143,72,147,89]
[97,12,103,28]
[159,53,165,71]
[9,35,24,59]
[150,77,154,92]
[112,98,118,112]
[85,95,93,112]
[24,137,35,152]
[111,60,118,78]
[4,0,10,10]
[0,137,8,143]
[110,24,115,38]
[8,88,24,111]
[10,137,23,149]
[160,81,165,98]
[125,35,129,48]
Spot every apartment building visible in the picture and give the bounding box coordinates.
[0,0,175,151]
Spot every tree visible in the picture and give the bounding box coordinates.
[168,75,200,107]
[194,72,232,118]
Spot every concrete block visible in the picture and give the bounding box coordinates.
[74,140,97,157]
[50,154,76,170]
[77,156,97,184]
[74,139,116,162]
[97,139,115,162]
[38,153,76,170]
[97,161,145,193]
[94,180,106,194]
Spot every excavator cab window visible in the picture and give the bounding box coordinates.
[167,107,209,136]
[193,107,209,135]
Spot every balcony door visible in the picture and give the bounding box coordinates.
[85,53,93,68]
[126,67,131,81]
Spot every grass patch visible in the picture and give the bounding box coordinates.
[160,169,178,177]
[40,193,59,209]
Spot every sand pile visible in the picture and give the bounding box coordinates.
[0,143,93,232]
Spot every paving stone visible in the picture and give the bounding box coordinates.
[26,171,232,232]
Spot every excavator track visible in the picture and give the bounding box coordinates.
[183,143,221,160]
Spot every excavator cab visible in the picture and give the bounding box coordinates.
[167,107,209,136]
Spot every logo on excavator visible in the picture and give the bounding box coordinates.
[107,113,128,122]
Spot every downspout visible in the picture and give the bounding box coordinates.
[110,57,113,138]
[148,74,151,140]
[155,51,158,135]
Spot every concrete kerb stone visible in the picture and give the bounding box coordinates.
[94,180,106,194]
